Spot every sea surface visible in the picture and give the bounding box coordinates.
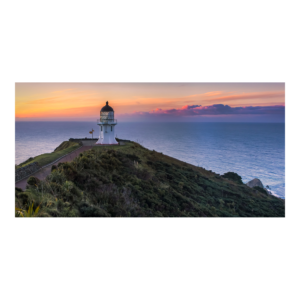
[15,122,285,198]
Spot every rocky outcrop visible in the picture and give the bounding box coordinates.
[246,178,277,197]
[246,178,264,189]
[15,162,40,182]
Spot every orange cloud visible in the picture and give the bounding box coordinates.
[203,91,223,96]
[204,91,284,102]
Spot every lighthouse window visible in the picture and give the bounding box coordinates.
[101,126,102,131]
[111,126,112,131]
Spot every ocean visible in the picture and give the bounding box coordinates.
[15,122,285,198]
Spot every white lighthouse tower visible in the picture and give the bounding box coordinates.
[96,101,118,145]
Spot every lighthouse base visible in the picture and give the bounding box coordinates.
[96,138,118,145]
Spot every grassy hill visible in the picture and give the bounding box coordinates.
[53,141,80,152]
[16,141,81,169]
[15,141,285,217]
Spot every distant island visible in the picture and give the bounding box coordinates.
[15,139,285,217]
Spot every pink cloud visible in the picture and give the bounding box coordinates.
[130,104,285,117]
[180,105,201,110]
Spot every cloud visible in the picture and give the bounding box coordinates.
[204,91,284,102]
[180,105,202,110]
[129,104,285,117]
[132,90,285,110]
[203,91,223,96]
[194,104,285,115]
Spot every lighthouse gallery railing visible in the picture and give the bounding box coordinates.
[97,119,117,124]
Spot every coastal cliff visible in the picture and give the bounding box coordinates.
[15,140,285,217]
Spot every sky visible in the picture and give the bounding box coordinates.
[15,83,285,122]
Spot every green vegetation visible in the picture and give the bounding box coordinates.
[253,186,269,196]
[16,203,41,217]
[17,141,81,168]
[15,141,285,217]
[17,157,34,167]
[53,141,80,152]
[222,172,243,184]
[27,176,40,186]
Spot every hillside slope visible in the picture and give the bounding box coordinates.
[15,141,285,217]
[53,141,80,152]
[17,141,81,169]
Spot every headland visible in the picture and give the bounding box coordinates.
[15,139,285,217]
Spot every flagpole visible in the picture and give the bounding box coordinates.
[89,129,95,139]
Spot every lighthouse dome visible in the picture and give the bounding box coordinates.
[101,101,114,112]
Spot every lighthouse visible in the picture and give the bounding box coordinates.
[96,101,118,145]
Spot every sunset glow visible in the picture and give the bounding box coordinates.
[15,83,285,122]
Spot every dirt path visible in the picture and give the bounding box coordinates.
[15,146,93,191]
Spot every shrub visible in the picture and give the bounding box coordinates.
[48,170,67,185]
[126,153,141,163]
[51,165,58,172]
[18,193,29,206]
[61,163,78,180]
[222,172,243,184]
[60,207,79,217]
[112,173,123,185]
[79,203,110,217]
[27,176,40,186]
